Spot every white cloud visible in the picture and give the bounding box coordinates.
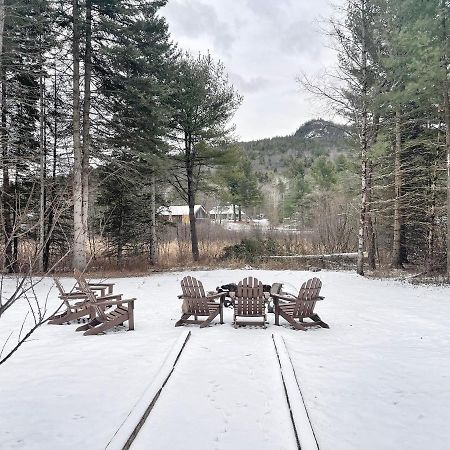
[162,0,342,141]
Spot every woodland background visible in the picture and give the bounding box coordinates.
[0,0,449,278]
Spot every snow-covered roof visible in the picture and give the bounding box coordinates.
[159,205,205,216]
[209,205,246,215]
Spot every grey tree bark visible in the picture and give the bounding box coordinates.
[437,0,450,276]
[38,73,46,272]
[391,107,403,268]
[81,0,91,259]
[187,168,199,261]
[149,172,157,265]
[366,160,376,270]
[72,0,86,270]
[357,0,369,276]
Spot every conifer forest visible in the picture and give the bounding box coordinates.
[0,0,449,278]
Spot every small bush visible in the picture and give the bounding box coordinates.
[221,237,280,263]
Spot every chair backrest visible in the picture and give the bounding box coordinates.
[180,276,209,315]
[294,277,322,317]
[53,277,66,296]
[53,277,74,308]
[74,269,108,320]
[235,277,265,316]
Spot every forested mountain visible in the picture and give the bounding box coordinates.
[239,119,351,175]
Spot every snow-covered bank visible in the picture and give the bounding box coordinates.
[1,270,450,449]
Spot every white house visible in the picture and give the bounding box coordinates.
[209,205,247,222]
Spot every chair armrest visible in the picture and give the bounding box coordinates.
[206,292,227,300]
[88,282,115,288]
[96,294,123,301]
[60,292,88,299]
[73,301,89,306]
[271,293,296,302]
[75,283,114,293]
[94,298,136,307]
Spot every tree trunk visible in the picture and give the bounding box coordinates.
[187,173,199,261]
[0,4,13,272]
[357,163,368,276]
[81,0,91,262]
[439,0,450,278]
[391,107,403,268]
[117,202,123,264]
[427,147,437,273]
[1,62,13,272]
[0,0,4,271]
[356,0,369,276]
[233,203,236,222]
[72,0,85,270]
[238,205,242,222]
[149,172,157,265]
[0,0,4,58]
[444,85,450,276]
[366,160,376,270]
[444,67,450,276]
[38,73,46,272]
[43,69,58,271]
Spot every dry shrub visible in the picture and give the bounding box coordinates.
[310,194,358,254]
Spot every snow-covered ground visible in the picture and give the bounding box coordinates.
[1,270,450,450]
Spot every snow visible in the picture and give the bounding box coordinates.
[273,334,318,450]
[1,270,450,450]
[131,330,297,450]
[106,330,191,450]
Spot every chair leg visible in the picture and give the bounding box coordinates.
[274,302,280,326]
[48,313,70,325]
[76,317,101,332]
[199,308,220,328]
[83,314,128,336]
[49,308,89,325]
[175,314,191,327]
[48,310,68,321]
[309,313,329,328]
[128,303,135,330]
[279,310,307,331]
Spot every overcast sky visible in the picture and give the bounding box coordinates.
[162,0,341,141]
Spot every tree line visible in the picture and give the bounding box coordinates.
[303,0,450,275]
[0,0,242,272]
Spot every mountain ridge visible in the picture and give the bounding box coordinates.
[239,119,351,175]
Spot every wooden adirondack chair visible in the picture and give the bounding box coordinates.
[48,278,95,325]
[272,277,329,331]
[175,276,224,328]
[74,269,136,336]
[48,277,117,325]
[233,277,267,328]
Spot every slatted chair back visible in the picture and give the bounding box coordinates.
[180,276,210,315]
[235,277,265,316]
[53,278,66,296]
[74,269,109,321]
[294,277,322,318]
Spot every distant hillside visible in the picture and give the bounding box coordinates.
[240,119,352,176]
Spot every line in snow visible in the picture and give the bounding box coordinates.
[105,330,191,450]
[272,333,319,450]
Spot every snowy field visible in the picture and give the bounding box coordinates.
[1,269,450,450]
